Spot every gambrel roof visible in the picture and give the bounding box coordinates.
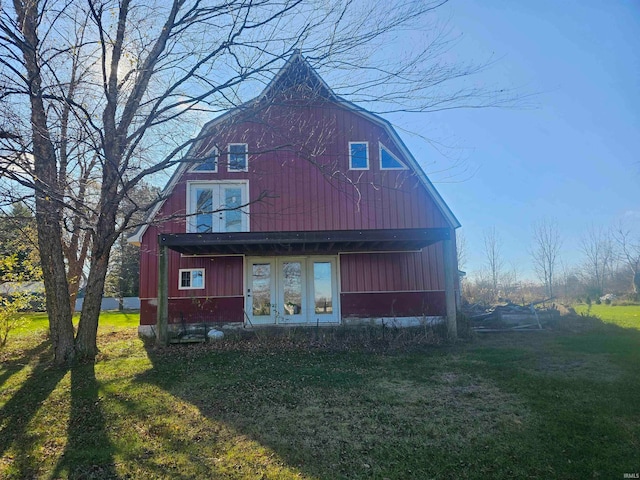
[128,53,459,245]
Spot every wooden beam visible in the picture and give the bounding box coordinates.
[443,230,457,341]
[157,240,169,346]
[158,228,451,255]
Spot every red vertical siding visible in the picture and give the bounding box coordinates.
[139,227,243,299]
[165,255,242,298]
[164,99,449,234]
[340,291,446,317]
[339,246,445,293]
[139,225,159,299]
[138,94,454,326]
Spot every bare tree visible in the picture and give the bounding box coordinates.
[580,226,614,297]
[613,223,640,298]
[464,271,492,305]
[501,262,521,299]
[557,260,581,301]
[482,226,504,301]
[531,218,562,298]
[1,0,515,363]
[456,229,467,272]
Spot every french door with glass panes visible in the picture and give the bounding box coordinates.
[245,256,339,325]
[187,181,248,233]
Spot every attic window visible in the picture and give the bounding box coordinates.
[379,143,407,170]
[191,150,218,172]
[349,142,369,170]
[228,143,248,172]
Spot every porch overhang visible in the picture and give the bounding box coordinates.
[158,228,450,255]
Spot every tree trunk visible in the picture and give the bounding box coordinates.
[75,51,125,360]
[16,0,75,364]
[75,253,109,361]
[64,227,92,315]
[75,211,118,360]
[67,258,85,316]
[36,202,75,364]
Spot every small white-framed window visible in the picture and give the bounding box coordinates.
[349,142,369,170]
[179,268,205,290]
[190,148,218,172]
[379,142,407,170]
[228,143,248,172]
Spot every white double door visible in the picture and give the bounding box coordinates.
[246,256,339,325]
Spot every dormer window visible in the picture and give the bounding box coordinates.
[379,143,407,170]
[349,142,369,170]
[191,149,218,172]
[228,143,248,172]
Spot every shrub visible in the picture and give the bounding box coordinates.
[0,293,30,348]
[456,312,475,340]
[24,291,46,311]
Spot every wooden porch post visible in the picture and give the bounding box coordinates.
[443,230,458,340]
[157,239,169,346]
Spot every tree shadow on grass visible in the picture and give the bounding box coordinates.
[0,345,68,478]
[1,339,120,479]
[468,314,640,477]
[51,362,119,479]
[134,336,443,479]
[0,338,50,389]
[131,319,640,479]
[541,313,640,360]
[134,345,320,478]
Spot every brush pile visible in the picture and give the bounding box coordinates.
[464,300,560,331]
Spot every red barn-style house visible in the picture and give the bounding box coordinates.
[129,54,461,342]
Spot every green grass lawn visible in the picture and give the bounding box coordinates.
[1,310,639,479]
[9,310,140,336]
[573,302,640,329]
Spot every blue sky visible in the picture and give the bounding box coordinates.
[396,0,640,279]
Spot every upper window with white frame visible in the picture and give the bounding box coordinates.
[179,268,204,290]
[379,143,407,170]
[187,181,249,233]
[349,142,369,170]
[191,149,218,172]
[228,143,248,172]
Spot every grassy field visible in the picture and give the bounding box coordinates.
[8,311,140,336]
[1,309,639,479]
[573,302,640,329]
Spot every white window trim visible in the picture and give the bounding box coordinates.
[185,180,250,233]
[228,143,248,172]
[178,268,205,290]
[379,142,407,170]
[189,148,219,173]
[348,141,369,170]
